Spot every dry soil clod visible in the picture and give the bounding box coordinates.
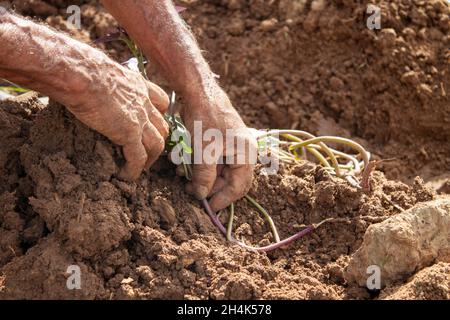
[345,199,450,288]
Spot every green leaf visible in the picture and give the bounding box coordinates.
[258,139,267,150]
[0,86,29,93]
[180,140,193,154]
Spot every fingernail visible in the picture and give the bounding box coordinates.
[194,185,209,200]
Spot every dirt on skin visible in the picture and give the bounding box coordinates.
[0,0,449,300]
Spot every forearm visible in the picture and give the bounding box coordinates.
[0,12,126,112]
[101,0,219,106]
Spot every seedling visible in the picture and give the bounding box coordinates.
[200,128,372,252]
[253,129,371,189]
[98,25,374,253]
[95,28,147,77]
[165,92,193,180]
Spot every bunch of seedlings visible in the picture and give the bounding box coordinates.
[97,28,373,253]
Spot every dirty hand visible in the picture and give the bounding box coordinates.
[181,87,257,212]
[66,68,169,181]
[0,13,170,181]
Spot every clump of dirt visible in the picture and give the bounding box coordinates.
[345,199,450,288]
[0,97,435,299]
[1,0,449,300]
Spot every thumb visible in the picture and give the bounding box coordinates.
[186,163,217,200]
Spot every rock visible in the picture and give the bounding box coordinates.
[418,83,433,96]
[401,71,420,86]
[379,28,398,47]
[311,0,326,12]
[152,197,177,228]
[402,27,416,38]
[121,277,134,285]
[278,0,307,20]
[227,0,245,10]
[227,18,245,36]
[260,18,279,32]
[329,76,345,91]
[345,199,450,288]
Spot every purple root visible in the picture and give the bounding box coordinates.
[201,199,316,253]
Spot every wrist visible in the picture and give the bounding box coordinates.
[181,77,225,111]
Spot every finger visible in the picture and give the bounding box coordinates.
[216,164,225,177]
[186,163,217,200]
[144,101,170,139]
[141,122,165,169]
[119,141,148,181]
[208,177,227,197]
[146,81,169,114]
[176,165,186,177]
[208,165,254,212]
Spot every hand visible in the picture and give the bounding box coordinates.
[0,13,170,181]
[66,68,169,181]
[181,87,257,212]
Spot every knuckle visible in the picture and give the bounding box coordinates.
[123,121,141,144]
[149,82,170,110]
[243,177,253,194]
[154,135,166,154]
[161,121,170,138]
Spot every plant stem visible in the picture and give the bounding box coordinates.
[288,136,370,169]
[245,195,281,243]
[122,37,148,79]
[202,199,324,253]
[227,203,234,242]
[260,130,343,177]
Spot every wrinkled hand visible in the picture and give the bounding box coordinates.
[67,67,169,181]
[0,12,170,181]
[181,88,257,212]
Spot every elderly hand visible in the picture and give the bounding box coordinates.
[66,68,170,181]
[0,12,169,181]
[181,86,257,212]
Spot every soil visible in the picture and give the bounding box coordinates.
[0,0,449,300]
